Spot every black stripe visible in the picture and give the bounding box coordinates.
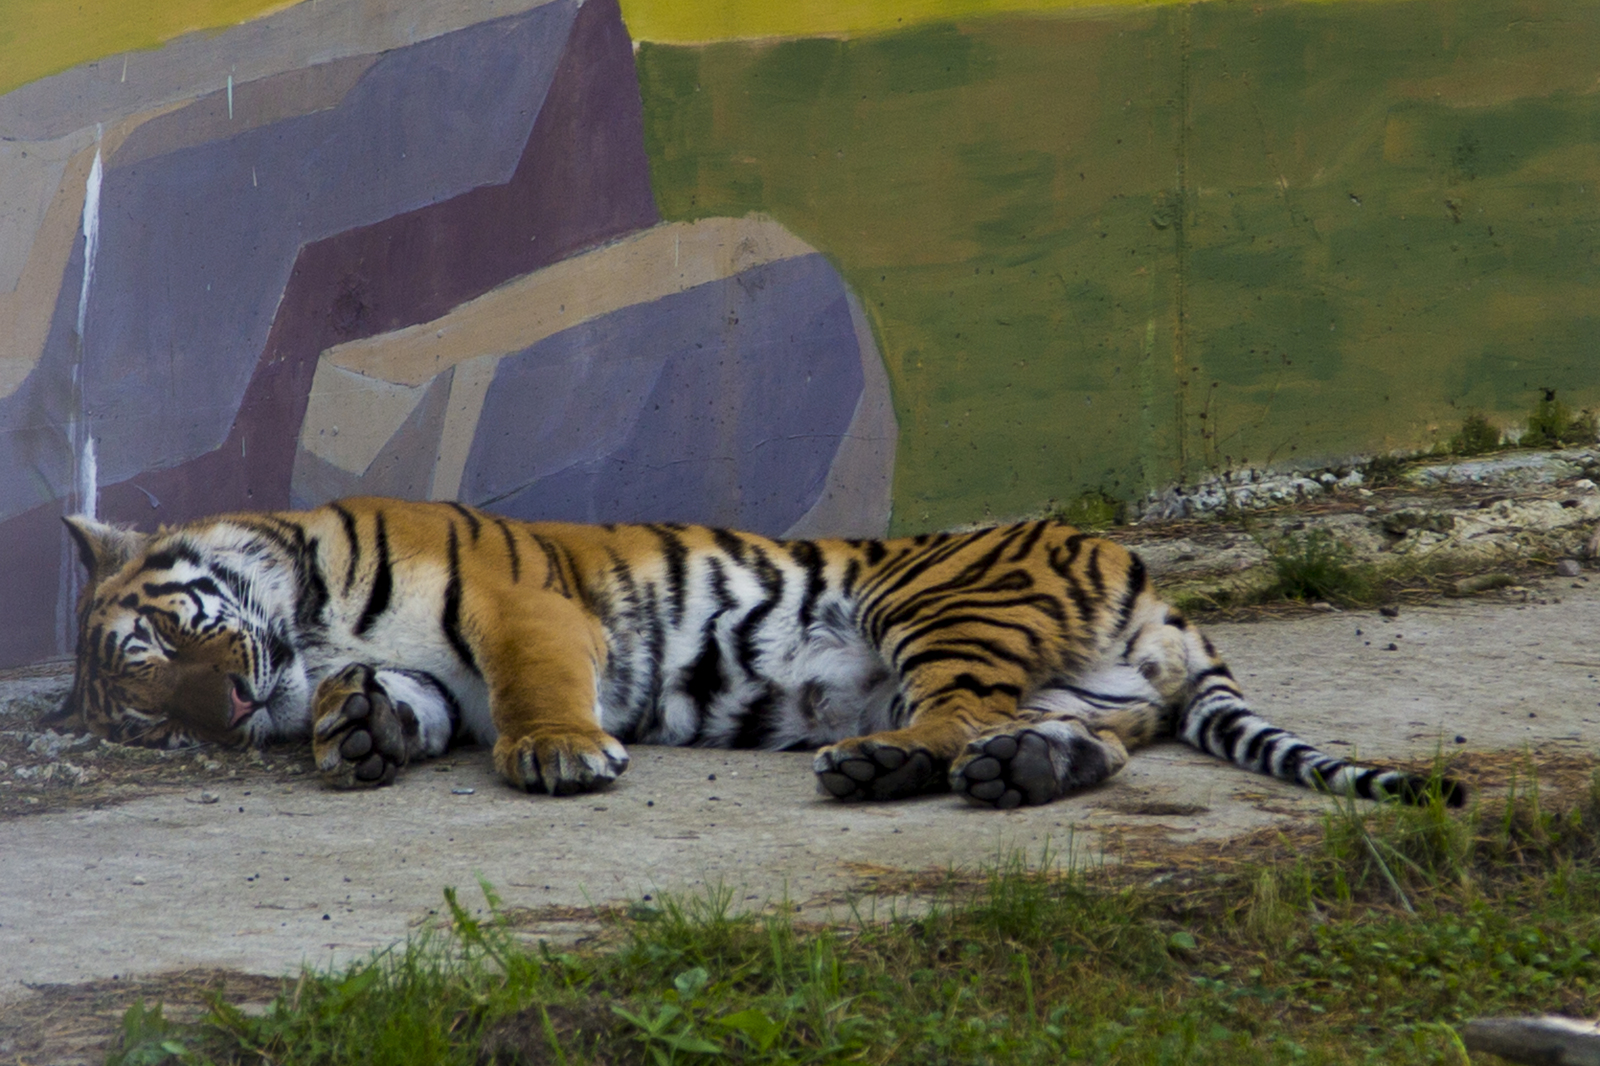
[889,611,1046,661]
[937,673,1022,700]
[876,587,1066,644]
[354,513,392,636]
[330,503,361,594]
[730,685,777,749]
[297,535,330,633]
[712,528,749,565]
[491,517,521,584]
[650,525,690,627]
[140,544,203,574]
[1243,726,1286,763]
[447,502,482,542]
[682,627,727,715]
[1113,554,1147,632]
[442,525,480,676]
[634,578,666,725]
[842,558,862,596]
[529,533,571,596]
[787,540,827,629]
[899,642,1030,674]
[1085,543,1107,600]
[1047,534,1088,578]
[140,578,218,618]
[732,542,785,678]
[1006,521,1049,562]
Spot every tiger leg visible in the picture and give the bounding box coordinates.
[949,609,1189,808]
[313,665,455,789]
[483,593,629,797]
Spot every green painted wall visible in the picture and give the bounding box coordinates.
[638,0,1600,533]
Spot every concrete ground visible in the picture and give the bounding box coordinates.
[3,577,1598,1010]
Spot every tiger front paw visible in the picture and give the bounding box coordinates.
[493,731,630,796]
[950,718,1129,809]
[312,665,417,789]
[814,734,945,801]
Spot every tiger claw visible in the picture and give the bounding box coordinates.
[493,732,630,796]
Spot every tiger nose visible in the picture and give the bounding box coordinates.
[227,674,260,727]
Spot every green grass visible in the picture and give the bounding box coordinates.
[108,769,1600,1066]
[1260,529,1377,607]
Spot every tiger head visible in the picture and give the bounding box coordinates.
[56,516,310,748]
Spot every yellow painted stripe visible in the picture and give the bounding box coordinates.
[0,0,295,99]
[0,0,1192,99]
[616,0,1182,44]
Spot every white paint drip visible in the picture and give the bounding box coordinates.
[79,437,98,522]
[75,133,103,340]
[227,74,234,120]
[121,55,128,83]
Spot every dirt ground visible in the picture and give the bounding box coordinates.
[3,460,1599,1064]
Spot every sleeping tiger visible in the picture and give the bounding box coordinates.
[54,496,1462,808]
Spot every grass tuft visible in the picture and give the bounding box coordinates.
[1261,528,1377,606]
[1448,412,1502,456]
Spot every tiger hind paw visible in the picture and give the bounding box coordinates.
[814,735,945,801]
[950,717,1130,808]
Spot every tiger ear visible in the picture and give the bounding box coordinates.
[62,515,151,585]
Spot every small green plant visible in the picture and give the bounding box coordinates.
[106,1001,193,1066]
[1049,489,1124,530]
[1448,412,1502,456]
[612,967,729,1064]
[1263,529,1376,605]
[1523,389,1598,448]
[1359,453,1409,486]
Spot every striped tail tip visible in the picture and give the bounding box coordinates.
[1341,767,1467,808]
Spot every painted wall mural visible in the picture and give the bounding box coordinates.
[2,0,1597,667]
[0,0,894,666]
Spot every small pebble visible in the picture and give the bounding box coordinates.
[199,791,219,804]
[450,787,475,795]
[1385,643,1399,651]
[1557,558,1582,577]
[130,876,146,886]
[1454,735,1467,744]
[1311,601,1335,612]
[1378,605,1400,618]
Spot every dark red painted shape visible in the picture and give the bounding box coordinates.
[0,0,658,666]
